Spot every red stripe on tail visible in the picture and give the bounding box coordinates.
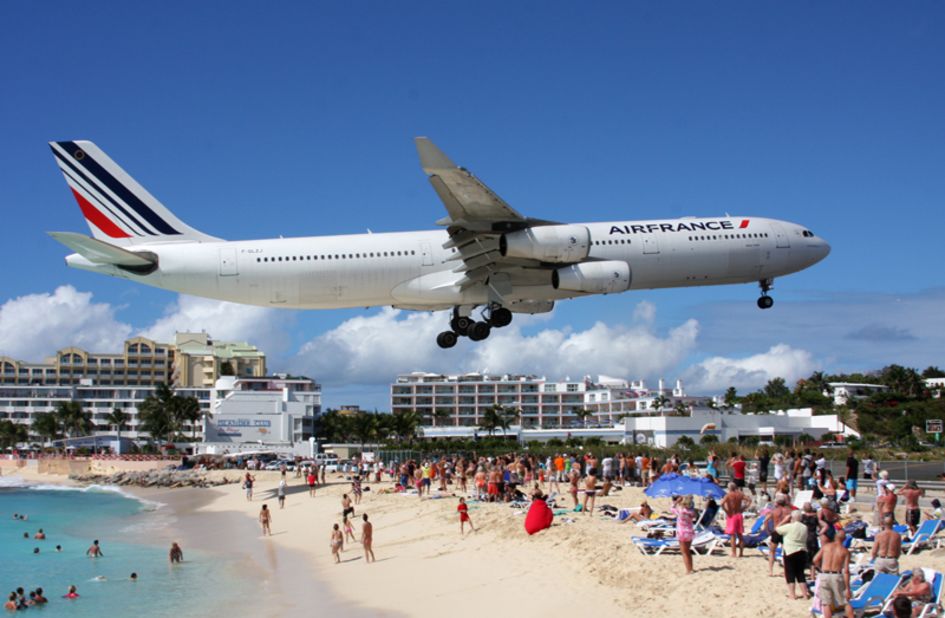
[70,188,131,238]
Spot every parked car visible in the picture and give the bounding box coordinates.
[313,453,340,473]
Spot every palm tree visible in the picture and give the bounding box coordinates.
[352,412,379,450]
[0,420,28,449]
[55,401,92,438]
[173,396,202,441]
[106,408,129,445]
[572,408,594,428]
[432,408,451,428]
[651,395,671,416]
[32,412,62,447]
[390,410,421,444]
[138,388,177,446]
[673,401,690,416]
[480,405,502,436]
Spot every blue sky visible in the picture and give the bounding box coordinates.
[1,3,943,409]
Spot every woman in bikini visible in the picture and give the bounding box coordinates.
[330,524,343,563]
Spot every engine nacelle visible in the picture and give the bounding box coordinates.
[499,225,590,263]
[552,261,631,294]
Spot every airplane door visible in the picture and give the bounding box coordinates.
[772,223,791,248]
[643,236,660,255]
[420,241,434,266]
[219,248,238,276]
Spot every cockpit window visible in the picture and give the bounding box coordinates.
[802,230,814,237]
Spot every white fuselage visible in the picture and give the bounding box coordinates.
[65,216,830,311]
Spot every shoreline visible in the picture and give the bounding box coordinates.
[8,467,945,617]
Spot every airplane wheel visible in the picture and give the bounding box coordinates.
[436,331,458,349]
[489,308,512,328]
[450,316,472,335]
[467,321,491,341]
[757,296,774,310]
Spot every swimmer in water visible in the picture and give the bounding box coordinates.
[33,547,40,554]
[130,573,138,582]
[35,529,45,540]
[64,584,79,599]
[169,542,183,563]
[92,576,107,582]
[56,545,62,552]
[86,539,104,557]
[32,588,47,605]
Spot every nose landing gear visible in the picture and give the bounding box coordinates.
[757,279,774,310]
[436,305,514,348]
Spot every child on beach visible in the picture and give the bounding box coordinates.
[169,542,183,563]
[343,515,356,543]
[307,469,317,497]
[458,497,476,534]
[259,504,272,536]
[331,524,343,563]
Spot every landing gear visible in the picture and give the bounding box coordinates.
[435,305,513,348]
[467,321,491,341]
[757,279,774,310]
[489,307,512,328]
[436,331,458,349]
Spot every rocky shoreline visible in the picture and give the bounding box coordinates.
[69,469,237,489]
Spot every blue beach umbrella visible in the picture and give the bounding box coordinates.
[644,473,725,499]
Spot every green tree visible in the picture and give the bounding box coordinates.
[389,410,421,443]
[173,395,202,441]
[431,408,451,428]
[55,401,92,438]
[700,434,719,445]
[352,412,379,449]
[922,366,945,379]
[880,365,923,398]
[31,412,62,445]
[651,395,671,415]
[138,384,178,445]
[723,387,738,411]
[673,401,690,416]
[572,408,594,428]
[764,377,791,402]
[0,420,28,448]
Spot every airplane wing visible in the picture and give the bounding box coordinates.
[48,231,157,272]
[415,138,561,291]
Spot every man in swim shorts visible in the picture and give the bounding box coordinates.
[722,482,748,557]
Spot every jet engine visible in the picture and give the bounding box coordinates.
[552,261,631,294]
[499,225,590,263]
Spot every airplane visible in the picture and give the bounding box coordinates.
[47,138,830,349]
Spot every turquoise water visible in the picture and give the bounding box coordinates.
[0,481,260,617]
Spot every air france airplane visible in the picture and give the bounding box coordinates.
[48,138,830,349]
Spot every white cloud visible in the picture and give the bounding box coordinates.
[292,303,700,386]
[0,285,132,361]
[139,295,291,358]
[682,344,819,394]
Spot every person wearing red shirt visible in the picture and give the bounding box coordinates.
[457,497,475,535]
[729,454,747,488]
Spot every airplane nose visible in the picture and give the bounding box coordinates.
[816,238,831,262]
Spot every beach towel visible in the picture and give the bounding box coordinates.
[525,499,554,535]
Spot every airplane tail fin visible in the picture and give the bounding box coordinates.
[49,140,218,245]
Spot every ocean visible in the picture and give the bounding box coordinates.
[0,479,263,617]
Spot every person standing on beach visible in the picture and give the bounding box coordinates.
[244,472,255,501]
[898,481,924,536]
[671,495,695,575]
[812,530,854,618]
[319,463,326,485]
[342,494,355,519]
[776,511,812,600]
[86,539,104,557]
[343,515,356,544]
[721,483,749,557]
[169,542,183,563]
[259,504,272,536]
[307,468,317,497]
[568,467,580,509]
[870,515,902,575]
[352,476,362,505]
[331,524,343,563]
[361,514,375,563]
[277,479,287,509]
[458,497,476,535]
[582,470,597,515]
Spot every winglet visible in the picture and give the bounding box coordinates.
[48,231,156,268]
[415,137,457,173]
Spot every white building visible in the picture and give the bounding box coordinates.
[823,382,888,406]
[391,372,690,429]
[202,376,321,447]
[421,406,859,448]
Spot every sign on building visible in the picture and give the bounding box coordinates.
[925,419,943,434]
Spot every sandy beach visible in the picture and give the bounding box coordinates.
[180,470,945,618]
[7,463,945,617]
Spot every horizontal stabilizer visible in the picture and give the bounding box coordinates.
[48,231,157,268]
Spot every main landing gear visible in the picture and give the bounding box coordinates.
[757,279,774,310]
[436,305,513,348]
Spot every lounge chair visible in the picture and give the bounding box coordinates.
[903,520,945,555]
[810,571,903,617]
[881,569,943,618]
[631,530,720,556]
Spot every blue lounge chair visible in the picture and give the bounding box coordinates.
[903,520,945,555]
[811,572,903,617]
[631,530,720,556]
[881,569,943,618]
